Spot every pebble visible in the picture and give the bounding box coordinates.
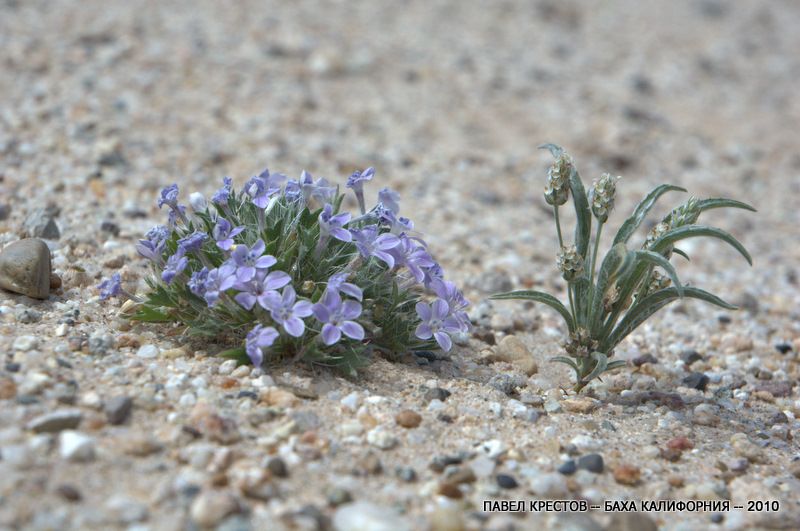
[104,396,133,425]
[496,473,518,489]
[105,495,149,524]
[561,397,600,413]
[59,431,96,462]
[332,501,412,531]
[682,372,709,391]
[189,403,241,444]
[493,335,539,374]
[612,464,641,485]
[340,391,361,411]
[488,373,527,395]
[424,387,451,402]
[395,409,422,428]
[366,427,398,450]
[265,457,289,478]
[190,490,241,528]
[13,335,38,352]
[558,460,577,475]
[529,472,568,496]
[136,344,159,359]
[577,454,604,473]
[27,409,83,433]
[327,487,353,507]
[22,208,60,239]
[774,342,792,354]
[680,349,703,365]
[0,239,52,298]
[396,466,417,482]
[55,484,83,502]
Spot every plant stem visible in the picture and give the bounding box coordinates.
[568,284,577,324]
[554,206,564,248]
[590,220,603,286]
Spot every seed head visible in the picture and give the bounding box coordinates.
[590,173,619,223]
[646,270,672,294]
[665,197,700,228]
[602,282,620,312]
[557,245,584,281]
[544,153,572,206]
[564,327,598,359]
[645,222,671,249]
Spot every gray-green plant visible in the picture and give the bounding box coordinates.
[491,144,755,392]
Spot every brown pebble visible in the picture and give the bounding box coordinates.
[666,437,693,451]
[0,376,16,399]
[437,482,463,499]
[50,273,61,289]
[613,464,641,486]
[55,484,82,502]
[667,475,684,488]
[395,409,422,428]
[660,448,682,462]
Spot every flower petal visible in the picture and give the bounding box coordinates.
[434,331,453,352]
[340,321,364,341]
[415,301,432,322]
[255,255,277,268]
[293,300,314,318]
[432,299,450,320]
[312,302,330,323]
[284,317,305,337]
[415,323,433,340]
[263,271,291,290]
[341,300,362,320]
[235,292,256,310]
[321,323,341,345]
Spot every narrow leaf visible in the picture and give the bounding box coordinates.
[672,248,691,261]
[589,243,632,334]
[491,290,574,332]
[605,286,736,351]
[219,347,250,365]
[695,198,757,213]
[538,143,564,158]
[582,351,608,383]
[613,184,687,245]
[568,167,591,258]
[652,224,752,265]
[633,250,683,297]
[605,360,628,371]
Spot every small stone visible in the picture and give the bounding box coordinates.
[190,490,241,528]
[340,391,361,411]
[428,505,465,531]
[577,454,604,473]
[12,335,38,351]
[544,399,562,413]
[493,335,529,362]
[0,203,10,220]
[666,437,693,451]
[59,431,96,462]
[774,342,792,354]
[754,381,793,398]
[731,434,766,463]
[613,464,641,485]
[488,373,527,395]
[366,427,398,450]
[27,409,83,433]
[266,457,288,478]
[55,484,82,502]
[0,376,16,399]
[529,473,568,497]
[332,501,412,531]
[496,473,519,489]
[327,487,353,507]
[396,466,417,482]
[22,209,60,239]
[189,403,241,444]
[680,349,703,365]
[683,372,709,391]
[395,409,422,428]
[660,448,682,462]
[136,344,159,359]
[15,308,42,323]
[562,397,600,413]
[104,396,133,425]
[632,353,658,367]
[424,387,451,402]
[260,387,299,408]
[87,333,114,355]
[768,411,789,425]
[119,434,163,457]
[558,460,577,475]
[437,482,463,499]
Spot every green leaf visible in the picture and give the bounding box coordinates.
[613,184,687,245]
[605,360,628,371]
[219,347,250,365]
[589,243,633,334]
[568,167,591,258]
[633,250,683,297]
[131,306,172,322]
[571,276,592,327]
[695,198,757,213]
[672,248,691,261]
[604,286,737,351]
[551,356,581,382]
[652,224,752,265]
[538,143,564,158]
[581,351,608,383]
[491,290,574,333]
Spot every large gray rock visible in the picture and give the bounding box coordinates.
[0,238,51,299]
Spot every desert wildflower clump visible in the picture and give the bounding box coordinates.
[99,168,470,374]
[492,144,755,392]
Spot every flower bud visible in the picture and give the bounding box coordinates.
[564,327,597,359]
[189,192,207,212]
[590,173,619,223]
[544,153,572,206]
[557,245,584,281]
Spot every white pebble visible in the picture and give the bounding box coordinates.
[59,431,96,462]
[137,344,159,359]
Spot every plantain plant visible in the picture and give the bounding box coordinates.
[491,144,755,392]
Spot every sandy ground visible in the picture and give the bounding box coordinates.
[1,0,799,529]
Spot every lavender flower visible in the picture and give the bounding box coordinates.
[229,239,276,282]
[312,291,365,345]
[233,269,291,310]
[378,208,414,235]
[212,218,244,251]
[167,205,187,229]
[390,234,436,282]
[351,225,400,268]
[157,184,180,209]
[326,272,363,301]
[203,265,236,306]
[378,187,400,214]
[415,299,462,352]
[177,231,208,254]
[431,278,471,331]
[245,324,279,367]
[189,192,207,212]
[422,263,444,289]
[97,273,122,300]
[299,170,336,207]
[212,177,233,205]
[188,267,209,297]
[346,167,375,214]
[319,204,352,242]
[245,169,283,208]
[264,285,313,337]
[136,225,169,262]
[162,250,188,285]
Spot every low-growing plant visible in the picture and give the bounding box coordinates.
[491,144,755,392]
[98,167,470,374]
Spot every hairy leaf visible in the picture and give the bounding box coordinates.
[538,143,564,158]
[589,243,632,334]
[568,168,592,258]
[491,290,574,332]
[633,250,683,297]
[604,286,737,351]
[652,224,752,265]
[582,351,608,384]
[695,198,757,213]
[613,184,687,245]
